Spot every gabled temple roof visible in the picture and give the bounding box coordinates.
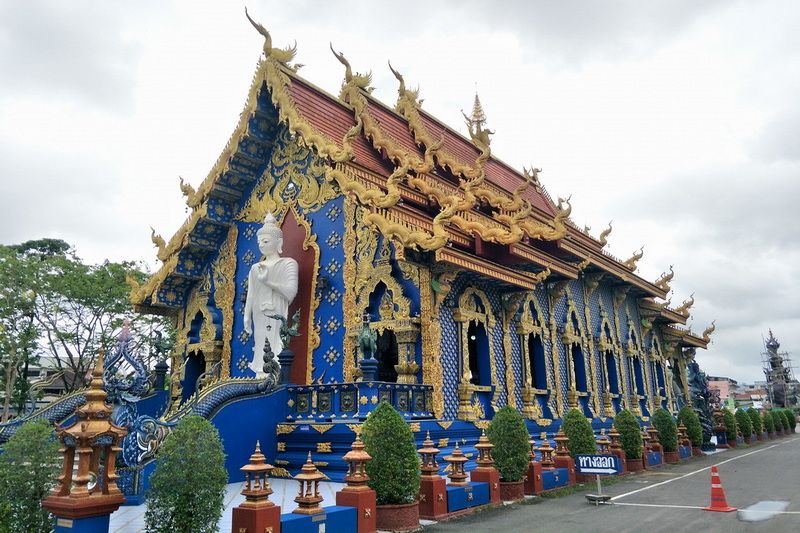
[131,22,694,321]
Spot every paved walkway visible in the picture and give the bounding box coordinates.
[109,478,346,533]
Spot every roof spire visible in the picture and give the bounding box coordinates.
[469,91,487,130]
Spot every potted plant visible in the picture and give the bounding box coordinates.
[561,408,597,482]
[784,409,797,433]
[771,410,784,436]
[487,405,530,501]
[762,410,775,438]
[746,407,763,440]
[613,409,643,472]
[361,402,421,532]
[677,406,703,455]
[734,409,753,444]
[722,408,738,447]
[651,408,679,463]
[778,409,793,434]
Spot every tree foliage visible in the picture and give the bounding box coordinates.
[561,408,596,457]
[762,410,775,434]
[734,409,752,438]
[677,406,702,446]
[361,402,421,505]
[722,408,738,441]
[0,239,174,419]
[0,418,61,533]
[651,408,678,452]
[746,407,763,435]
[770,410,783,432]
[487,405,531,481]
[144,415,228,533]
[613,409,643,459]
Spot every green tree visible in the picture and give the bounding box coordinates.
[0,419,61,533]
[0,246,41,422]
[0,239,174,399]
[651,408,678,452]
[561,408,597,457]
[746,407,763,435]
[784,409,796,431]
[677,406,702,446]
[762,411,775,434]
[613,409,643,459]
[770,410,783,432]
[361,402,420,505]
[734,409,752,439]
[144,415,227,533]
[722,408,738,441]
[487,405,530,482]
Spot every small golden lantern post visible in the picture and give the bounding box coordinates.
[552,429,576,485]
[444,443,469,486]
[537,433,555,471]
[292,452,325,515]
[608,427,627,474]
[470,430,500,504]
[43,350,127,533]
[416,431,447,519]
[231,441,282,533]
[597,429,612,454]
[336,435,377,533]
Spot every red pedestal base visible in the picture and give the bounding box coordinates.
[336,489,377,533]
[610,449,627,475]
[524,461,543,495]
[470,468,501,505]
[553,456,575,486]
[231,503,281,533]
[417,476,448,520]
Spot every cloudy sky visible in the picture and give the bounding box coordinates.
[2,0,798,385]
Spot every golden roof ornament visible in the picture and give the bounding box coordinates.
[245,8,297,66]
[462,92,493,152]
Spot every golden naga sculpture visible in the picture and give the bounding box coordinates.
[179,176,202,210]
[702,320,716,343]
[622,246,644,271]
[674,293,695,317]
[245,8,297,66]
[655,265,675,292]
[330,44,373,93]
[599,221,612,247]
[523,166,541,187]
[150,227,168,262]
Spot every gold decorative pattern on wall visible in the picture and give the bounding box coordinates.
[311,424,334,434]
[212,225,238,379]
[420,267,445,418]
[342,201,358,382]
[276,424,296,435]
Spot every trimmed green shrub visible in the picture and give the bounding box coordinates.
[0,419,61,533]
[722,408,738,441]
[561,408,597,458]
[734,409,752,438]
[487,405,531,482]
[651,408,678,452]
[613,409,643,460]
[361,402,420,505]
[144,415,228,533]
[746,407,762,435]
[762,411,775,434]
[770,410,784,432]
[778,409,794,431]
[677,406,702,446]
[780,409,794,431]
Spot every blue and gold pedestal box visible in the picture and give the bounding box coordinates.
[446,482,490,513]
[541,468,570,491]
[281,506,356,533]
[678,445,692,459]
[646,451,663,467]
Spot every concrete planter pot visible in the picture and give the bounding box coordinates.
[625,458,644,473]
[663,451,680,464]
[376,501,420,532]
[499,480,526,502]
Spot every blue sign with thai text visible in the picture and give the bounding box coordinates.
[574,454,622,475]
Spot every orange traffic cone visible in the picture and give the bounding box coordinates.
[702,466,737,512]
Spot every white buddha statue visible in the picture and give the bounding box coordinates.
[243,212,299,376]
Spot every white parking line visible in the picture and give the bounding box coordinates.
[610,442,786,502]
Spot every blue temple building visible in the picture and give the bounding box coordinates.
[126,21,715,487]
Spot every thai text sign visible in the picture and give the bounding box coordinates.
[574,454,622,475]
